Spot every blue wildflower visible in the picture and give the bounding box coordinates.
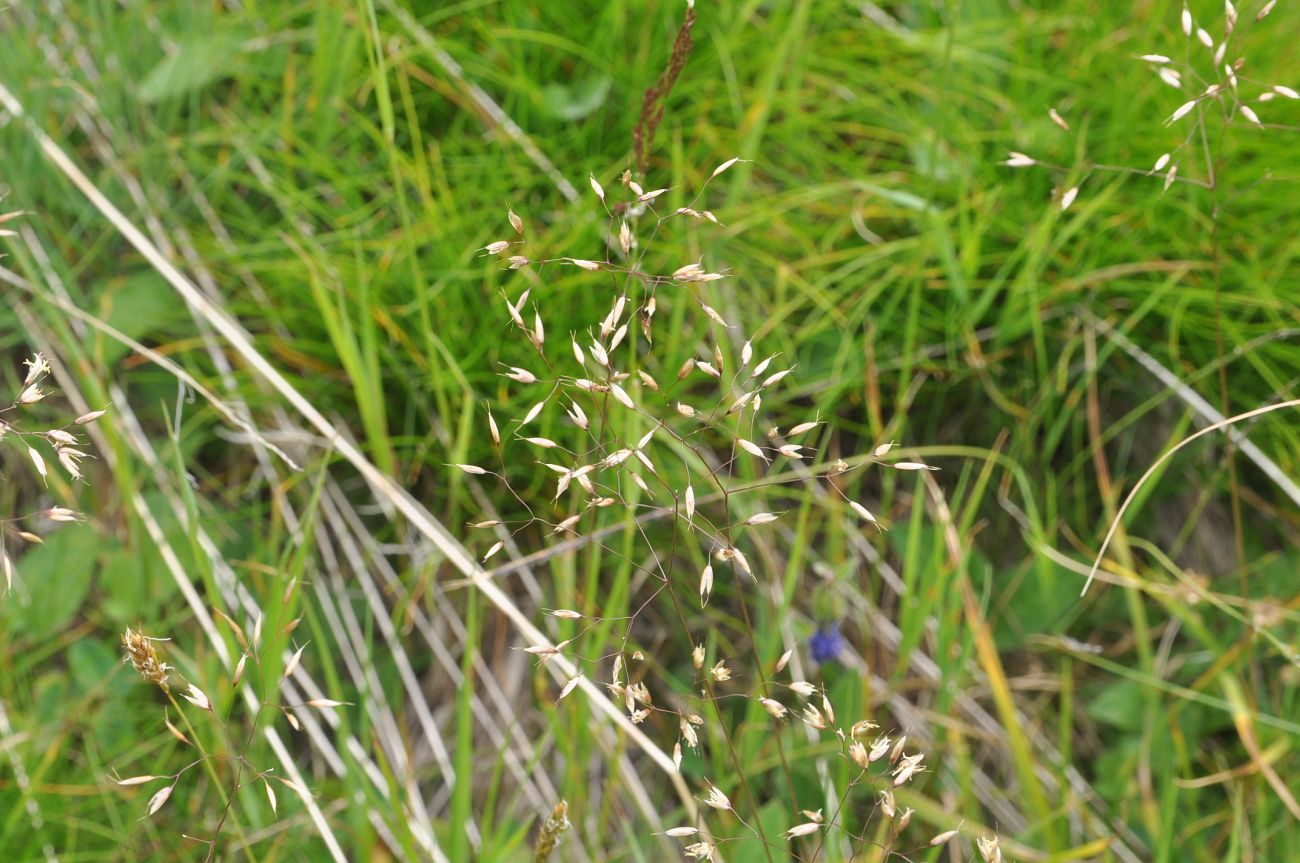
[808,621,844,664]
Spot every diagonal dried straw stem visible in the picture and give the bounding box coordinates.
[6,183,448,858]
[0,79,693,814]
[12,21,641,842]
[10,301,354,862]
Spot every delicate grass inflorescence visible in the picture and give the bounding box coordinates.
[463,155,964,859]
[0,349,101,592]
[1004,0,1295,206]
[113,611,344,860]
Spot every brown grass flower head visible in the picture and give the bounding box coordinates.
[121,627,171,691]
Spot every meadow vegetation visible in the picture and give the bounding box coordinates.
[0,1,1297,861]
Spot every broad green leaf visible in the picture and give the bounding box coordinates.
[3,526,98,639]
[99,273,188,367]
[542,76,611,121]
[137,34,243,103]
[1086,680,1147,732]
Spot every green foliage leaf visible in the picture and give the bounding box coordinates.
[99,273,188,366]
[33,671,71,725]
[71,637,136,755]
[137,34,243,103]
[995,563,1080,649]
[99,542,176,627]
[728,799,791,861]
[541,76,611,120]
[68,637,118,691]
[1086,680,1147,732]
[2,527,98,639]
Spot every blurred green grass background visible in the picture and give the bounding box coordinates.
[1,0,1298,860]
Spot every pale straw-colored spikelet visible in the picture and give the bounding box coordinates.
[121,628,171,691]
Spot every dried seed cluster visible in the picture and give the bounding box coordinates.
[1,352,104,592]
[121,628,172,691]
[112,615,329,854]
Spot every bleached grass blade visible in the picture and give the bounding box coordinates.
[14,288,438,861]
[3,51,459,857]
